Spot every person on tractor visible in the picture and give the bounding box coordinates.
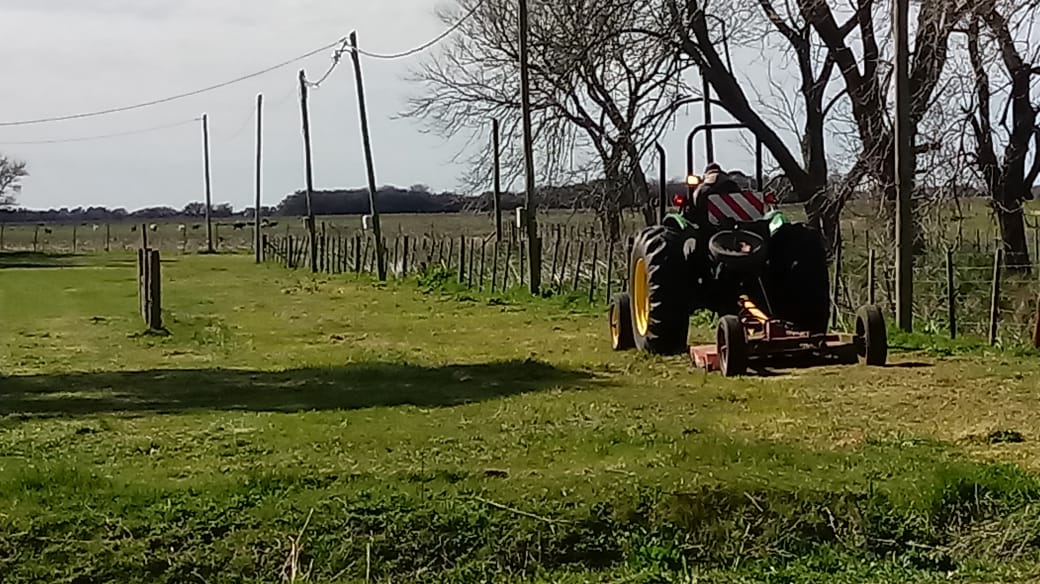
[688,162,744,227]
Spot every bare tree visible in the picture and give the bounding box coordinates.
[960,0,1040,268]
[661,0,970,253]
[0,154,28,207]
[403,0,692,240]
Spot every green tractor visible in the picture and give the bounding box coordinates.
[609,124,886,375]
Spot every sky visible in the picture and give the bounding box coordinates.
[0,0,756,212]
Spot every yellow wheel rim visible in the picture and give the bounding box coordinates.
[609,304,620,346]
[633,258,650,336]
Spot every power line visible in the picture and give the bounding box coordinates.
[0,37,347,128]
[306,39,350,88]
[0,118,200,145]
[355,1,483,60]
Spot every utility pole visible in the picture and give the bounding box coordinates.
[492,119,503,242]
[298,70,318,273]
[518,0,541,293]
[702,76,714,162]
[202,113,214,253]
[348,31,387,281]
[254,93,263,263]
[893,0,913,331]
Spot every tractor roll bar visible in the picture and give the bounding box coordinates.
[686,123,766,191]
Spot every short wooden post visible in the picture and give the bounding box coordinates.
[605,238,615,302]
[138,248,147,320]
[72,224,78,253]
[989,246,1003,346]
[147,250,162,330]
[33,225,39,252]
[105,224,110,252]
[0,223,5,250]
[946,248,957,339]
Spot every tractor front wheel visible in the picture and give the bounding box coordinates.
[629,225,689,355]
[609,293,636,351]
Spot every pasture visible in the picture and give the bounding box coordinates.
[4,251,1040,582]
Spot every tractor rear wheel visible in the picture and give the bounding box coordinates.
[609,293,636,351]
[765,224,830,334]
[629,225,689,355]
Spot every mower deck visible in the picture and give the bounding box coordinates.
[691,296,866,374]
[691,332,857,372]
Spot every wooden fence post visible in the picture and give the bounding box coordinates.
[605,239,615,302]
[946,248,956,339]
[588,242,599,304]
[573,241,585,290]
[491,242,500,293]
[479,240,488,290]
[468,239,476,287]
[550,232,561,286]
[147,250,162,330]
[402,235,411,277]
[138,248,147,321]
[831,243,842,328]
[867,249,876,305]
[458,235,466,283]
[503,237,513,290]
[989,246,1003,346]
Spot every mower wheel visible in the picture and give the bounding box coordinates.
[629,225,689,355]
[717,315,748,377]
[609,293,636,351]
[855,305,888,366]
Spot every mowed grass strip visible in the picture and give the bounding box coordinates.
[4,252,1040,583]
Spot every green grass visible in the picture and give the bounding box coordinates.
[5,252,1040,582]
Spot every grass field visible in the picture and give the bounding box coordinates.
[5,252,1040,582]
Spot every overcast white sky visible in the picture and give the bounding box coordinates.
[0,0,755,211]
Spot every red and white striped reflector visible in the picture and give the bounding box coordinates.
[705,191,766,225]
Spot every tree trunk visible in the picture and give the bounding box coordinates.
[996,202,1031,272]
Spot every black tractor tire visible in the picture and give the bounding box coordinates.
[855,304,888,366]
[717,315,748,377]
[628,225,689,355]
[764,223,831,334]
[609,293,636,351]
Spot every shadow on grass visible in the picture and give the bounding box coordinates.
[0,251,141,270]
[0,359,600,418]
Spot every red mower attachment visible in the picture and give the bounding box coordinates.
[689,297,887,377]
